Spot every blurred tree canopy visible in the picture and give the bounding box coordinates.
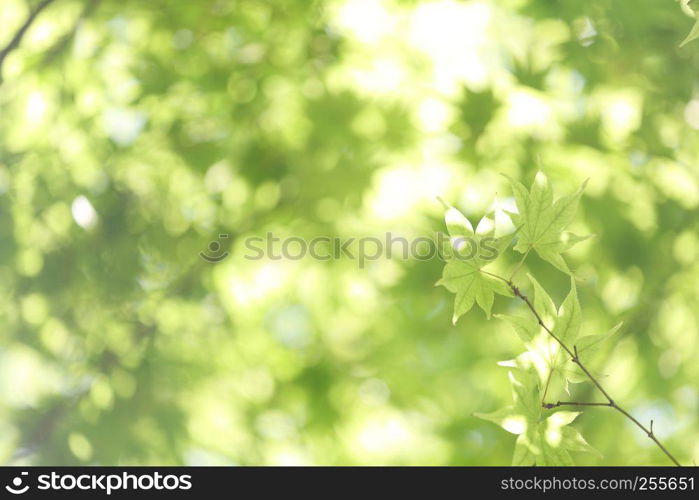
[0,0,697,465]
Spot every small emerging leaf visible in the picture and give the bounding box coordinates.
[576,322,623,358]
[527,273,556,322]
[553,277,582,348]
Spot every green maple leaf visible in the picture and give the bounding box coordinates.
[437,205,514,323]
[504,172,589,275]
[475,369,599,465]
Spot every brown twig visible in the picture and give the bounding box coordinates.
[497,276,681,466]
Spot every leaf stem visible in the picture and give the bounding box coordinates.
[495,273,681,466]
[541,368,554,405]
[480,269,511,285]
[543,401,612,409]
[509,247,531,281]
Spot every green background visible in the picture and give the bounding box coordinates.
[0,0,697,465]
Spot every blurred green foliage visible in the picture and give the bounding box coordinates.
[0,0,698,465]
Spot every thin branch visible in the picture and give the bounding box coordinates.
[543,401,613,409]
[0,0,58,81]
[494,274,681,466]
